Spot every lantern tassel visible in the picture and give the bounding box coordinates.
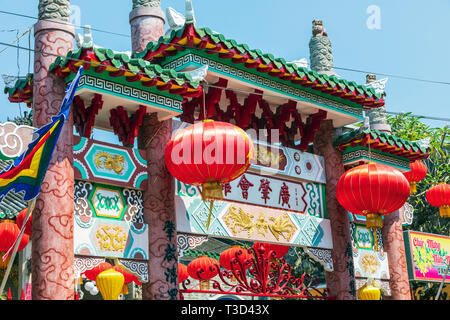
[205,200,214,230]
[372,228,379,252]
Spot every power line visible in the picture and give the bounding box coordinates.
[1,9,449,87]
[0,9,130,38]
[0,41,449,123]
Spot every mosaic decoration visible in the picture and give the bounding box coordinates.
[74,180,148,260]
[176,233,209,258]
[304,247,334,272]
[73,256,105,278]
[176,196,332,250]
[73,136,148,189]
[74,216,148,260]
[116,258,149,283]
[0,122,34,160]
[74,180,144,227]
[350,224,390,281]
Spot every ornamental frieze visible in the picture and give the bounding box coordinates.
[73,136,148,189]
[176,198,333,250]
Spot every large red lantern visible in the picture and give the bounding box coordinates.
[178,263,189,283]
[187,255,219,290]
[219,246,253,271]
[403,160,427,194]
[426,183,450,218]
[336,163,410,230]
[165,120,254,228]
[16,208,32,236]
[0,220,29,268]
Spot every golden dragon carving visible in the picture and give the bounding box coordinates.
[94,151,125,175]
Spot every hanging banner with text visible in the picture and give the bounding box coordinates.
[404,230,450,283]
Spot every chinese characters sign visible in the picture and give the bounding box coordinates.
[404,231,450,283]
[178,172,326,218]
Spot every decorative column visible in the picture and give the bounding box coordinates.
[32,0,75,300]
[365,74,411,300]
[309,20,337,77]
[365,74,391,133]
[314,120,356,300]
[130,0,165,53]
[138,114,178,300]
[131,0,177,300]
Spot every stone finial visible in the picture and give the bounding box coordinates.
[166,7,186,33]
[366,74,377,84]
[185,0,196,25]
[132,0,161,9]
[309,20,336,76]
[312,20,328,37]
[38,0,71,22]
[75,25,93,48]
[365,73,390,131]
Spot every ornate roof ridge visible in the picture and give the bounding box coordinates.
[134,23,385,109]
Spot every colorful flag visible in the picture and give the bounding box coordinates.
[0,66,83,202]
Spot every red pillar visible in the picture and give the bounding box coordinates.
[32,19,75,300]
[382,207,412,299]
[314,120,356,300]
[131,4,178,300]
[130,5,165,53]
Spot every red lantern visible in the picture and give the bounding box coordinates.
[336,163,410,230]
[403,160,427,194]
[165,120,254,228]
[0,220,29,268]
[219,246,253,271]
[16,208,32,236]
[253,242,289,259]
[426,183,450,218]
[178,263,189,283]
[84,262,112,281]
[187,255,219,290]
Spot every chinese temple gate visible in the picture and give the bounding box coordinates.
[0,0,429,300]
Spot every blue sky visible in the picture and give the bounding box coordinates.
[0,0,449,131]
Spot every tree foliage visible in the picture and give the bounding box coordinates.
[387,112,449,300]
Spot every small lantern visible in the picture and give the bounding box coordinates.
[16,208,32,236]
[219,246,253,282]
[426,183,450,218]
[0,220,29,268]
[403,160,427,194]
[178,263,189,284]
[96,268,125,300]
[357,279,381,300]
[187,255,219,291]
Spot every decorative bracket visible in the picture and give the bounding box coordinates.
[109,105,146,147]
[73,94,104,138]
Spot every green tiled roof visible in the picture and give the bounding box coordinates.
[4,73,33,96]
[334,128,429,160]
[4,73,33,106]
[49,45,202,93]
[134,23,384,108]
